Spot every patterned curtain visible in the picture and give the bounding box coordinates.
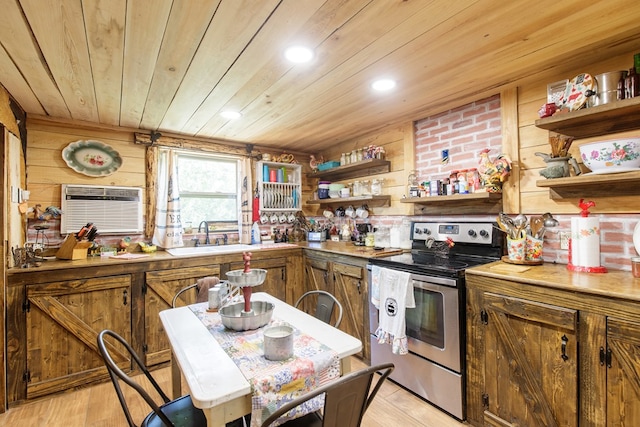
[152,149,184,248]
[239,157,253,244]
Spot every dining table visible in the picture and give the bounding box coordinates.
[159,292,363,427]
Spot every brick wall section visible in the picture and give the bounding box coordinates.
[414,94,502,182]
[374,94,640,272]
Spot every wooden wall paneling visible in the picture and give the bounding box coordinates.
[516,50,640,214]
[6,130,26,263]
[0,128,6,412]
[25,121,146,226]
[317,122,412,216]
[500,87,520,214]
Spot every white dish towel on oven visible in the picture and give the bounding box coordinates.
[372,266,415,355]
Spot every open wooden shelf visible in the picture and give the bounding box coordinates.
[307,159,390,181]
[306,195,391,208]
[536,170,640,199]
[535,97,640,138]
[400,192,502,214]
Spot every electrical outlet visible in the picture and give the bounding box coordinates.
[560,231,570,250]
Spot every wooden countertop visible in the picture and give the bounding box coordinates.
[295,240,404,258]
[466,260,640,302]
[8,241,403,275]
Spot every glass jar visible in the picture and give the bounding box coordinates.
[374,227,390,248]
[361,179,371,195]
[371,178,383,195]
[350,150,358,163]
[340,153,347,166]
[352,180,362,197]
[365,232,376,247]
[356,148,363,162]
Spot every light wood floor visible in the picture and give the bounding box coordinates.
[0,357,466,426]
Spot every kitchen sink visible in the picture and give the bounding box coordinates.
[166,244,255,256]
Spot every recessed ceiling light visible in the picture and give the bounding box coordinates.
[220,111,242,119]
[371,78,397,92]
[284,46,314,63]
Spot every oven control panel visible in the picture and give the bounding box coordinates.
[411,222,495,245]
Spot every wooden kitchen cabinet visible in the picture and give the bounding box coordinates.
[228,256,288,302]
[144,265,220,367]
[5,246,303,406]
[7,275,132,402]
[467,288,579,426]
[303,251,369,359]
[466,267,640,427]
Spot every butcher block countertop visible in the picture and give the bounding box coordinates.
[295,240,404,258]
[7,241,402,276]
[466,261,640,302]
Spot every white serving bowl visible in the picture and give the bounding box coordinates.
[579,139,640,174]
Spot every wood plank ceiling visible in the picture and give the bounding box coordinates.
[0,0,639,153]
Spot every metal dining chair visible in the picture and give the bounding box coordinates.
[260,363,395,427]
[171,283,198,308]
[97,329,208,427]
[294,290,343,328]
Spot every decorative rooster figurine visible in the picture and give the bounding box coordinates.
[477,148,512,193]
[309,154,324,172]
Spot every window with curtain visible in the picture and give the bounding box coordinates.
[177,151,240,231]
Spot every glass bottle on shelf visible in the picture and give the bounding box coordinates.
[340,153,347,166]
[350,150,357,163]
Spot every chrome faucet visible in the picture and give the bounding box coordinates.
[198,221,210,245]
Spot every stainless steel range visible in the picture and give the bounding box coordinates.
[368,221,504,420]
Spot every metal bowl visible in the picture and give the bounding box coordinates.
[219,301,274,331]
[225,269,268,287]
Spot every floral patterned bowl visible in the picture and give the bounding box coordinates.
[579,139,640,174]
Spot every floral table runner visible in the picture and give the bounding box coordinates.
[190,304,340,427]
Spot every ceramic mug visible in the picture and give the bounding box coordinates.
[356,205,369,218]
[279,213,287,223]
[323,208,334,219]
[270,213,279,224]
[345,205,356,218]
[260,213,269,224]
[287,212,296,223]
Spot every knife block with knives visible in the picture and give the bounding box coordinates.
[56,234,93,260]
[56,222,98,260]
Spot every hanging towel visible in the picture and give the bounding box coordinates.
[374,268,414,355]
[196,276,221,303]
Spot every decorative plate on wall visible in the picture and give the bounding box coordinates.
[62,140,123,177]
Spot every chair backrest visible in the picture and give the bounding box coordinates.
[97,329,174,427]
[172,283,198,308]
[294,290,343,328]
[260,363,394,427]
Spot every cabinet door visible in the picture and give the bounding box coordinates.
[229,257,287,302]
[304,256,332,293]
[25,275,132,399]
[472,292,579,427]
[145,266,220,366]
[606,317,640,426]
[333,262,367,359]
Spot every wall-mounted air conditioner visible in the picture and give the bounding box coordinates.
[60,184,143,234]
